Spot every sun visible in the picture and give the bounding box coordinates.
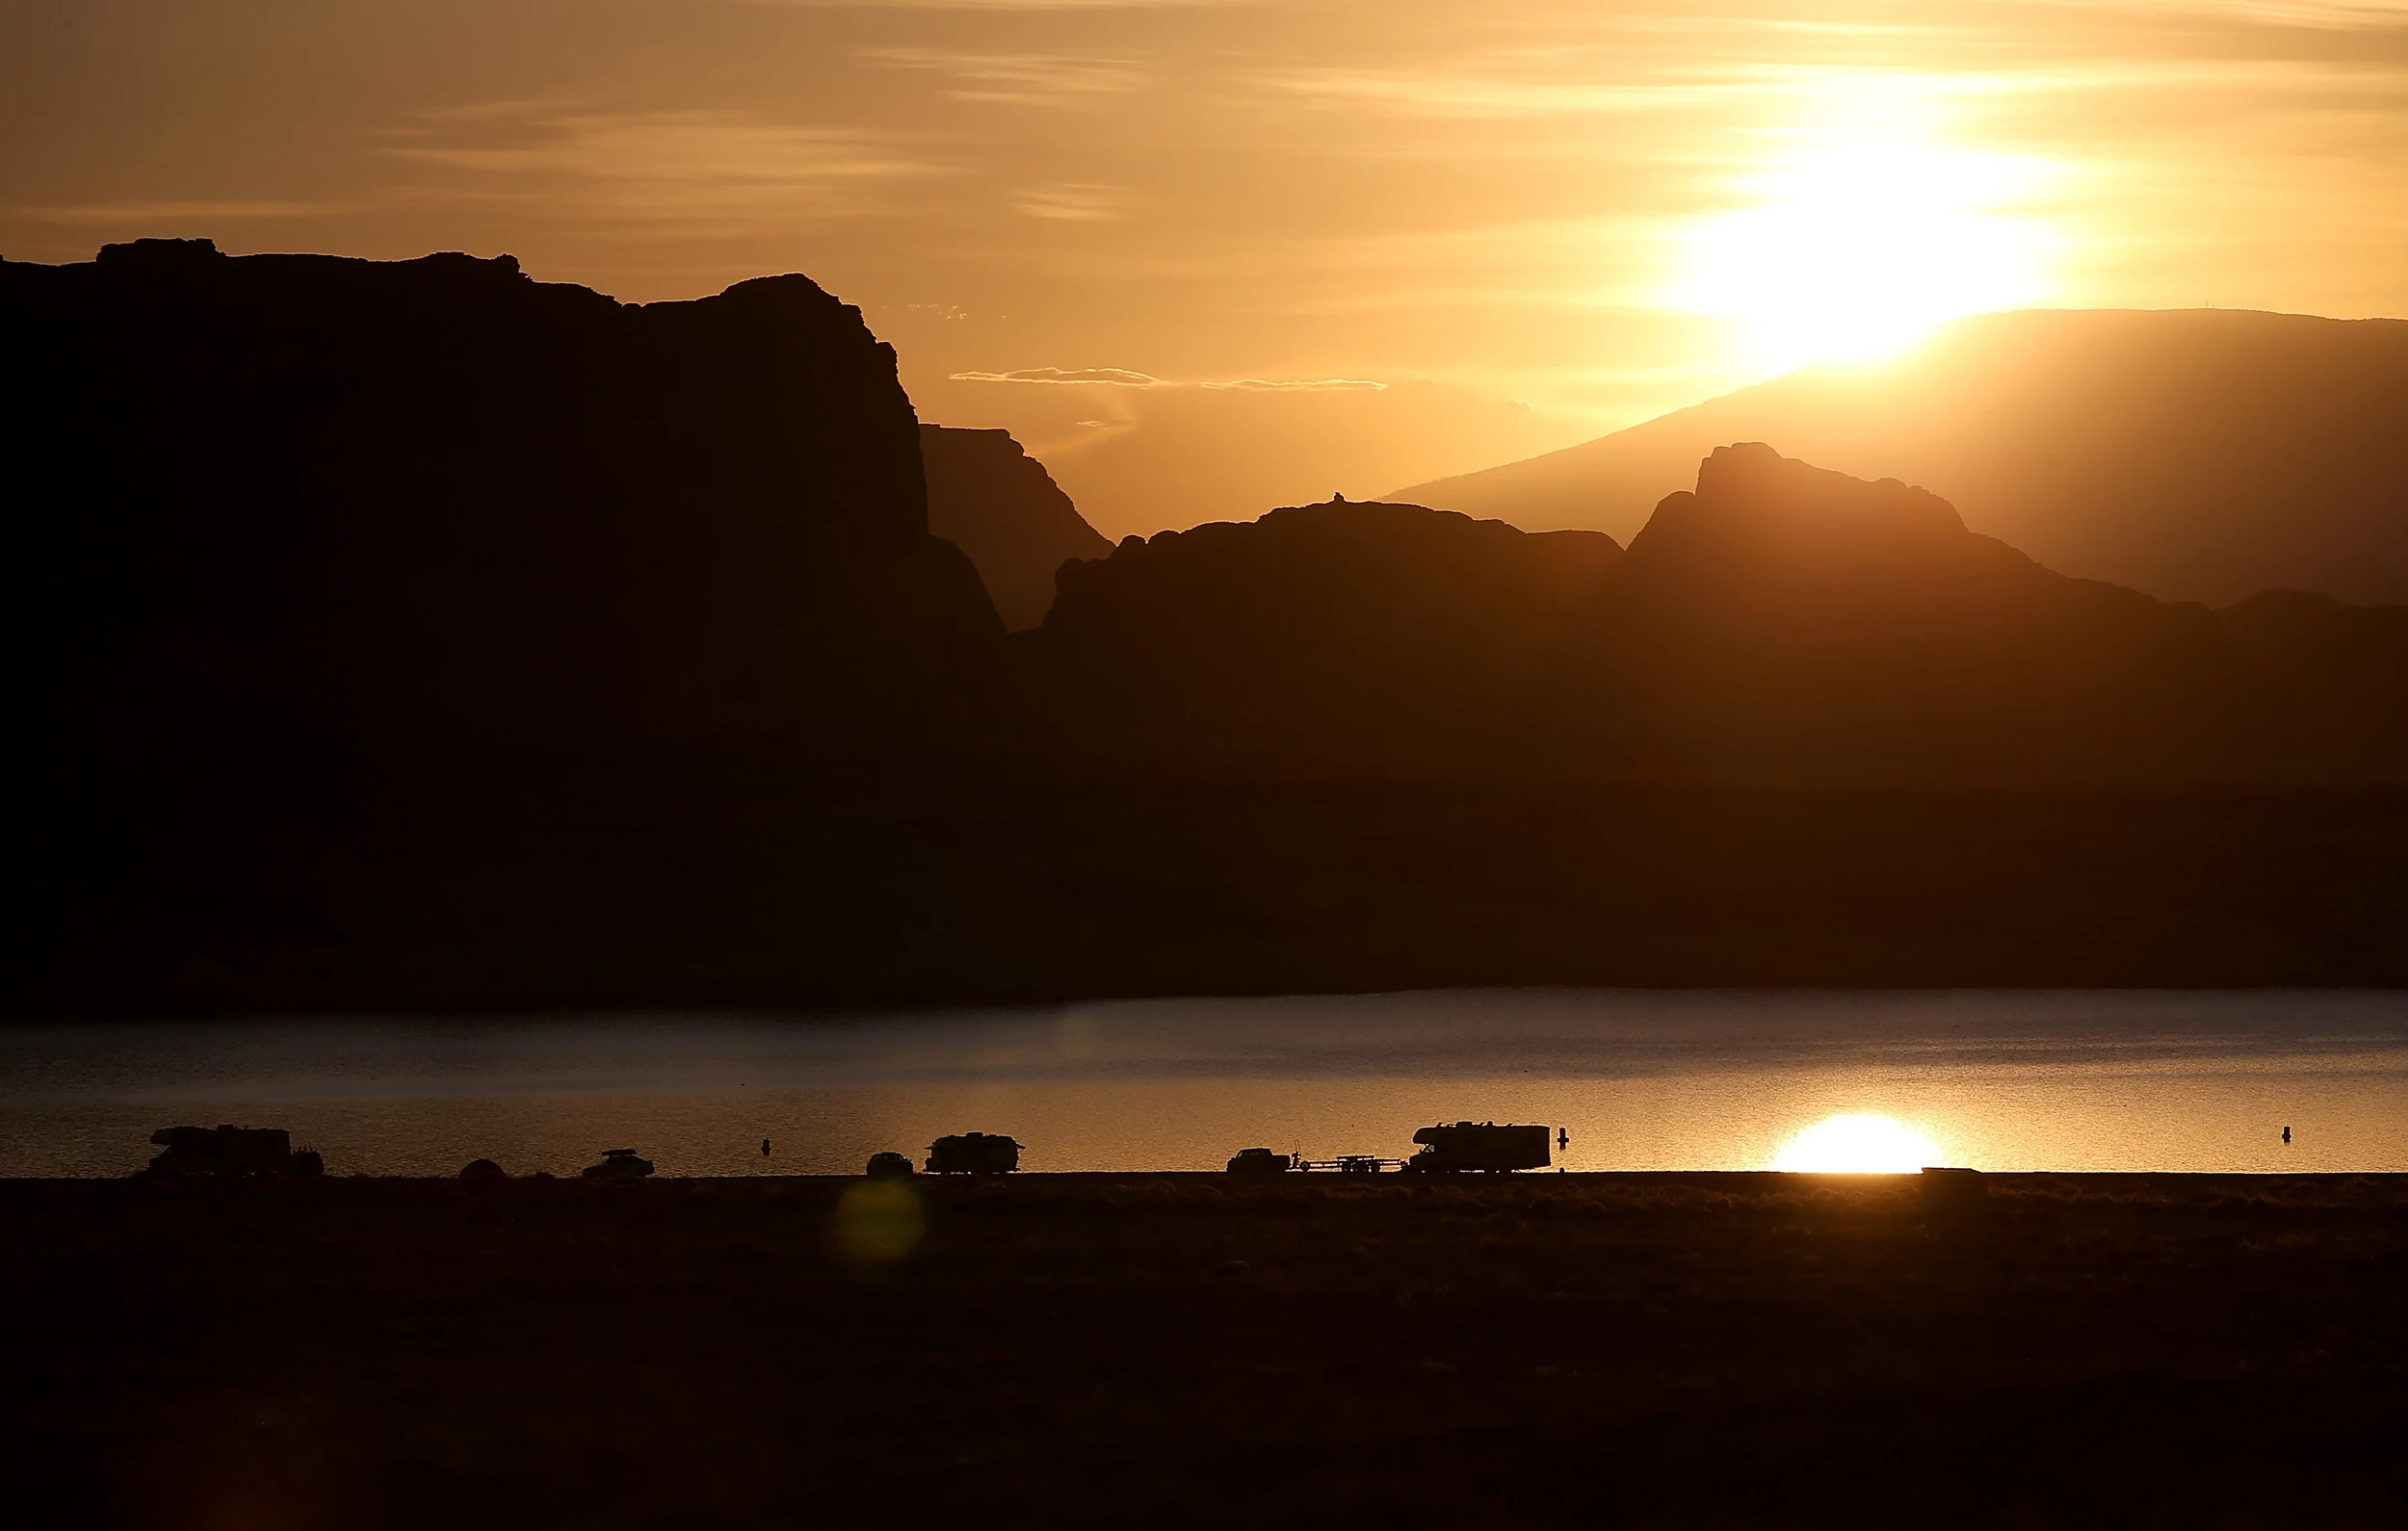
[1772,1113,1943,1174]
[1662,85,2061,373]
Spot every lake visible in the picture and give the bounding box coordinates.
[5,989,2405,1178]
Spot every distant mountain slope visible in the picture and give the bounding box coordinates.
[1392,309,2408,608]
[1028,445,2408,784]
[920,426,1112,630]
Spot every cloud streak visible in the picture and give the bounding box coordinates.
[19,199,365,224]
[955,366,1163,384]
[859,48,1147,104]
[380,108,950,221]
[953,367,1387,390]
[1014,183,1130,221]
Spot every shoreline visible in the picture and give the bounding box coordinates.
[13,1167,2408,1182]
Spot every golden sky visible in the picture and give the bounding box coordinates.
[7,0,2406,537]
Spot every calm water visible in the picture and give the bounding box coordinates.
[5,990,2406,1178]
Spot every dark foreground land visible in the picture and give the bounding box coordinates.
[6,1174,2405,1530]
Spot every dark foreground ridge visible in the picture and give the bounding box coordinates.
[920,424,1112,630]
[5,1174,2402,1529]
[10,243,2408,1010]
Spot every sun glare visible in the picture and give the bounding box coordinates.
[1664,87,2060,372]
[1772,1113,1943,1174]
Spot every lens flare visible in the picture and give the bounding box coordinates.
[832,1178,926,1261]
[1772,1113,1942,1174]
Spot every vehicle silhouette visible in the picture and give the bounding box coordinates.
[927,1132,1022,1175]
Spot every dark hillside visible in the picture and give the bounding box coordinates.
[1019,499,1618,769]
[3,237,1000,766]
[1020,446,2408,784]
[1574,444,2236,783]
[921,425,1112,630]
[3,239,1005,1009]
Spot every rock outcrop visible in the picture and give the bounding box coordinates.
[4,237,1001,783]
[1021,444,2408,783]
[920,426,1112,630]
[1394,308,2408,608]
[1020,498,1620,766]
[4,239,1007,1015]
[1582,443,2236,782]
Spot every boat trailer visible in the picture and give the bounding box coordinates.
[1295,1155,1407,1175]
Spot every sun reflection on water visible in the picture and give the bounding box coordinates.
[1771,1113,1944,1174]
[6,994,2406,1177]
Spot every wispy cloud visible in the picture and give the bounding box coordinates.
[1013,183,1130,221]
[2058,0,2408,27]
[859,48,1146,104]
[18,199,365,224]
[955,366,1165,384]
[756,0,1267,10]
[1201,377,1387,391]
[380,107,949,221]
[1268,64,1769,120]
[953,366,1385,390]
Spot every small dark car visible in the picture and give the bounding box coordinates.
[582,1148,655,1179]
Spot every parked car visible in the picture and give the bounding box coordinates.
[582,1148,655,1179]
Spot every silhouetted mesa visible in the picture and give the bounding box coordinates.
[1597,445,2408,782]
[1394,308,2408,607]
[6,237,1000,782]
[1018,497,1620,768]
[6,238,1008,1013]
[1584,442,2228,783]
[921,425,1112,630]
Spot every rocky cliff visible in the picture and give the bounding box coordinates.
[4,238,1001,774]
[4,239,1008,1012]
[1019,498,1620,767]
[1581,444,2235,782]
[920,426,1112,630]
